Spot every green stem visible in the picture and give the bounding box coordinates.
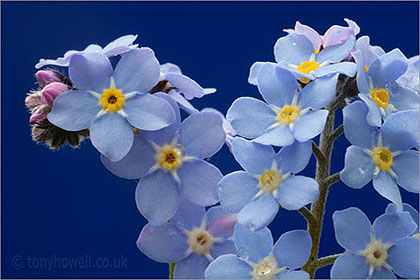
[169,263,176,279]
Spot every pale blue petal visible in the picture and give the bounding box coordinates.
[171,195,206,230]
[233,223,273,263]
[382,110,420,152]
[179,159,221,206]
[218,171,259,214]
[47,90,99,131]
[387,237,420,279]
[90,113,134,162]
[248,61,267,85]
[332,207,372,252]
[273,230,311,269]
[124,93,175,131]
[205,254,252,279]
[136,170,180,226]
[161,62,182,74]
[373,212,416,244]
[359,93,383,127]
[68,52,112,92]
[340,146,375,189]
[386,203,419,233]
[373,172,402,211]
[316,35,355,63]
[254,126,295,147]
[257,63,297,107]
[178,111,225,159]
[297,74,339,109]
[102,34,138,57]
[114,48,160,93]
[392,151,420,193]
[355,36,384,68]
[369,49,408,88]
[211,240,236,259]
[330,253,370,279]
[231,137,275,174]
[168,90,199,115]
[274,33,314,65]
[100,136,155,179]
[237,194,279,231]
[313,62,357,78]
[276,176,319,210]
[352,50,371,93]
[370,267,396,279]
[388,83,419,111]
[227,97,276,139]
[277,140,312,174]
[174,254,209,279]
[137,223,188,263]
[343,101,378,149]
[206,206,237,238]
[162,72,204,100]
[276,270,309,279]
[292,110,328,142]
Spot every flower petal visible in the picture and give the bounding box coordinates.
[388,83,419,112]
[227,97,276,139]
[211,240,237,259]
[373,212,417,244]
[276,270,310,279]
[276,176,319,210]
[386,203,419,233]
[340,145,375,189]
[179,159,221,206]
[168,90,199,115]
[370,268,396,279]
[100,135,156,179]
[205,254,252,279]
[174,254,209,279]
[316,35,355,63]
[233,223,273,263]
[273,230,311,269]
[218,171,259,214]
[323,21,357,48]
[257,63,297,107]
[47,90,99,131]
[392,151,420,193]
[237,194,279,231]
[178,111,225,159]
[359,93,383,127]
[277,140,312,174]
[343,101,379,149]
[162,72,205,100]
[206,206,237,238]
[231,137,275,174]
[114,48,160,93]
[387,237,420,279]
[253,126,295,147]
[373,172,402,212]
[274,33,314,65]
[332,207,372,252]
[330,253,370,279]
[292,110,328,142]
[313,62,357,78]
[293,21,322,51]
[124,93,175,131]
[68,52,112,92]
[248,61,267,85]
[171,195,206,231]
[90,113,134,162]
[352,50,372,93]
[369,49,408,88]
[297,74,339,110]
[137,223,188,263]
[102,34,138,57]
[136,170,180,226]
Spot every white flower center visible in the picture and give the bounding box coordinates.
[359,236,393,276]
[249,254,284,280]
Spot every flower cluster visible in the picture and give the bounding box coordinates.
[26,18,419,279]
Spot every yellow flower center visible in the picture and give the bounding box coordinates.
[259,170,282,193]
[185,228,214,255]
[100,89,125,112]
[297,61,319,74]
[370,88,389,108]
[371,147,393,171]
[156,145,183,171]
[299,77,311,84]
[276,105,300,125]
[364,65,369,72]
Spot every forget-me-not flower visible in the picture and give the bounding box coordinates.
[205,224,311,279]
[35,34,138,69]
[48,49,176,162]
[331,207,419,279]
[229,64,337,147]
[353,48,419,126]
[137,199,237,279]
[340,101,419,211]
[218,137,317,231]
[386,203,419,237]
[101,107,226,225]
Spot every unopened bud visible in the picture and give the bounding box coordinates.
[25,92,42,110]
[40,82,69,106]
[36,70,61,88]
[29,104,51,124]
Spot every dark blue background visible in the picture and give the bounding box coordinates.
[2,1,419,278]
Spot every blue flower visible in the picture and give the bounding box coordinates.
[35,34,138,69]
[47,49,176,162]
[218,137,317,231]
[353,48,419,126]
[205,224,311,279]
[354,36,385,70]
[137,199,237,279]
[386,203,419,236]
[397,55,419,92]
[340,101,419,211]
[331,207,419,279]
[228,65,337,146]
[101,108,226,225]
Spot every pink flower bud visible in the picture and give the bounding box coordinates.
[40,82,70,106]
[35,70,61,88]
[29,104,51,123]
